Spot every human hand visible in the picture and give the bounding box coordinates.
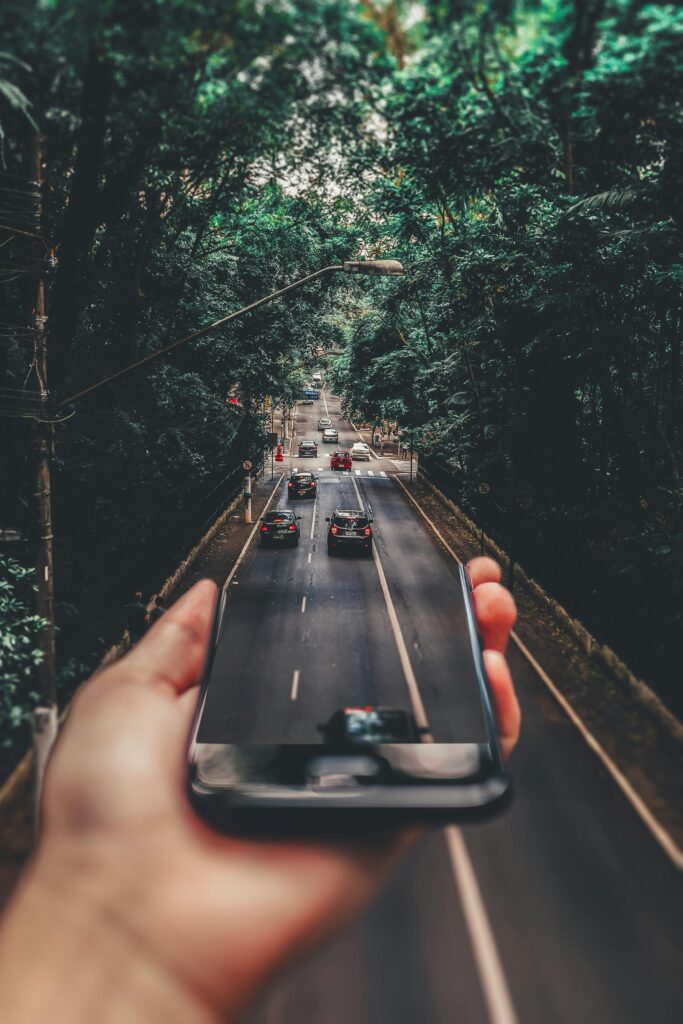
[0,557,518,1023]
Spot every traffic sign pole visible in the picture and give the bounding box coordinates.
[242,459,253,524]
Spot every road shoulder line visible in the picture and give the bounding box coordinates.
[223,474,284,592]
[350,473,519,1024]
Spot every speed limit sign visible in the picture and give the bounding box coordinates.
[242,460,252,471]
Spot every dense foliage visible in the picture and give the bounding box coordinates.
[0,557,43,749]
[0,1,680,730]
[0,0,383,683]
[330,1,682,704]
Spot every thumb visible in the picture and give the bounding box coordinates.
[123,580,218,697]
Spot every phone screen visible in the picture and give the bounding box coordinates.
[191,562,502,794]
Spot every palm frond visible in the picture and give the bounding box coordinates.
[568,187,642,216]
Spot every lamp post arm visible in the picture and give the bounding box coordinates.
[56,265,344,411]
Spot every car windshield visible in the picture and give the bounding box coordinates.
[265,511,293,523]
[333,513,369,528]
[292,474,312,482]
[300,442,315,448]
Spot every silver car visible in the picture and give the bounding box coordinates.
[323,428,339,444]
[351,441,371,461]
[318,417,332,430]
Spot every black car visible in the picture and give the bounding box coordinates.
[326,508,373,556]
[319,707,421,745]
[259,509,301,546]
[298,440,318,458]
[288,472,317,499]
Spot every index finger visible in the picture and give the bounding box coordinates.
[467,558,516,654]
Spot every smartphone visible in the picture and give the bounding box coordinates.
[188,562,511,834]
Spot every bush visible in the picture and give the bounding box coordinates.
[0,556,45,749]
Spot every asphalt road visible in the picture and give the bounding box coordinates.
[201,393,683,1024]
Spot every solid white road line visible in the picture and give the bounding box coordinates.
[223,474,285,592]
[290,670,300,701]
[322,390,330,416]
[307,552,312,564]
[301,595,307,613]
[350,475,429,730]
[189,473,285,755]
[392,473,683,871]
[446,829,520,1024]
[310,498,317,540]
[349,473,518,1024]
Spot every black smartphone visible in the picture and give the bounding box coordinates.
[187,561,511,834]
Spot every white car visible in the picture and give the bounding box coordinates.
[351,442,371,461]
[323,428,339,444]
[312,372,322,384]
[318,417,332,430]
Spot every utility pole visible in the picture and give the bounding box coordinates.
[29,117,58,820]
[29,130,56,707]
[243,394,252,524]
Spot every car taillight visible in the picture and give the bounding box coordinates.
[288,482,293,488]
[330,525,339,535]
[288,524,297,531]
[260,526,268,532]
[363,527,372,536]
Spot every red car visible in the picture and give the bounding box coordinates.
[330,450,352,471]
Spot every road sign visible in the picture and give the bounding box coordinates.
[242,460,252,471]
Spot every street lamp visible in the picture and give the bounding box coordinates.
[26,253,405,805]
[56,259,404,411]
[54,258,405,526]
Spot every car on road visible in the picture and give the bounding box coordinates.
[298,440,318,458]
[350,441,371,461]
[288,471,317,499]
[326,508,373,556]
[259,509,301,547]
[318,417,332,430]
[319,707,420,746]
[330,450,352,471]
[312,372,322,384]
[322,428,338,444]
[300,396,314,405]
